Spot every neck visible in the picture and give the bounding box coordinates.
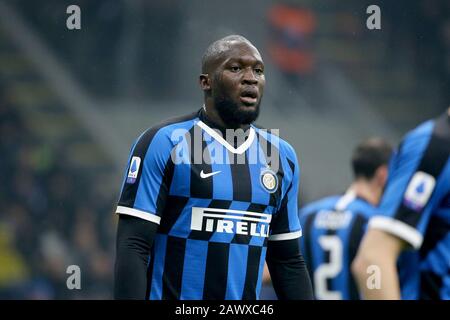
[348,179,381,206]
[204,100,249,130]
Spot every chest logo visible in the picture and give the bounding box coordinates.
[260,169,278,193]
[200,170,221,179]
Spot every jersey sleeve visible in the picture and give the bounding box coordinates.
[368,121,442,249]
[269,144,302,241]
[116,127,174,225]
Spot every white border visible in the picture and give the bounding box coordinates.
[369,216,423,249]
[116,206,161,225]
[196,120,255,155]
[269,230,302,241]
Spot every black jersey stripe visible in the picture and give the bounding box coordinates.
[419,215,450,259]
[161,236,187,299]
[203,242,230,300]
[242,245,263,300]
[270,168,291,236]
[324,228,336,293]
[420,271,443,300]
[301,212,316,283]
[347,214,367,300]
[118,111,198,209]
[255,131,283,207]
[229,150,252,202]
[190,125,214,199]
[395,115,450,228]
[287,158,295,174]
[158,195,190,234]
[155,154,175,216]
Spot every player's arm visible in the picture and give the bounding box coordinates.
[114,215,158,299]
[266,145,313,300]
[113,127,174,299]
[351,228,406,299]
[266,239,313,300]
[353,124,439,299]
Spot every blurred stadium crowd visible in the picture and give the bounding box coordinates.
[0,83,115,298]
[0,0,448,299]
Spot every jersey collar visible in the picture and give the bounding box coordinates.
[197,107,256,155]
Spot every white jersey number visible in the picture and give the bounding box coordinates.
[314,235,343,300]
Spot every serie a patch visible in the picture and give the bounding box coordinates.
[403,171,436,212]
[126,156,141,184]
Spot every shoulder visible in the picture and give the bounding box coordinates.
[133,111,199,151]
[389,119,437,173]
[349,199,378,219]
[400,119,434,151]
[299,195,341,217]
[252,125,298,162]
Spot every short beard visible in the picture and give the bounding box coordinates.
[214,94,260,128]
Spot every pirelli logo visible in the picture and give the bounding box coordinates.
[190,207,271,237]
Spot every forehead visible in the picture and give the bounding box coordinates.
[220,42,263,64]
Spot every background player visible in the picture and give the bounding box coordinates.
[299,138,393,299]
[113,35,313,300]
[352,108,450,299]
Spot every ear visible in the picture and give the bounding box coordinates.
[375,165,389,187]
[199,74,211,91]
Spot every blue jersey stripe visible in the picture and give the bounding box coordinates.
[180,239,209,299]
[225,244,249,299]
[149,234,168,299]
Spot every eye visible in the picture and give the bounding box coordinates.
[230,65,241,72]
[254,67,264,75]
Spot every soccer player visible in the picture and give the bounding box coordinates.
[352,108,450,299]
[113,35,313,300]
[299,138,393,300]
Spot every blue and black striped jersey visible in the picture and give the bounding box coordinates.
[116,108,302,300]
[299,191,375,300]
[369,112,450,300]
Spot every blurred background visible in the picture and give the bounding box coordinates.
[0,0,448,299]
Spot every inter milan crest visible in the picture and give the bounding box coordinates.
[260,168,278,193]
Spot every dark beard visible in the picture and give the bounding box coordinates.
[214,94,260,128]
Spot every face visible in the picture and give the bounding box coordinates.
[206,42,265,126]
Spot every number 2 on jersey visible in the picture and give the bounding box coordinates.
[314,235,343,300]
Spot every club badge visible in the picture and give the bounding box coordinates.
[260,169,278,193]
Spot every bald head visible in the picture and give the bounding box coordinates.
[201,35,259,73]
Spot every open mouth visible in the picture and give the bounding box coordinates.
[239,89,258,106]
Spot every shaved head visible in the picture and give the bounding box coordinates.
[199,35,265,128]
[201,35,258,73]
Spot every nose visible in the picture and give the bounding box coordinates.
[242,68,258,85]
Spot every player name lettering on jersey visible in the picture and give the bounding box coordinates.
[314,210,352,230]
[191,207,271,237]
